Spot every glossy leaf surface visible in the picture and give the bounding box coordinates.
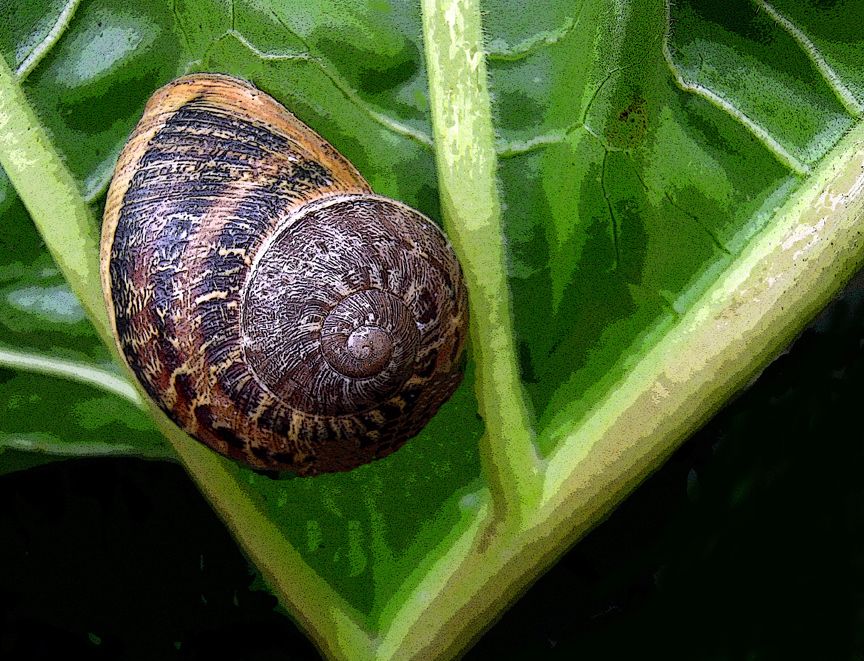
[1,0,863,657]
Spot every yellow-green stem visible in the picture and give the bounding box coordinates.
[0,55,112,348]
[421,0,542,523]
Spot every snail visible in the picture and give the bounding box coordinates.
[100,73,468,475]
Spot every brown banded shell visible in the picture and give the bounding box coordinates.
[100,73,468,475]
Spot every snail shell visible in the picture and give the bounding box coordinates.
[100,73,468,475]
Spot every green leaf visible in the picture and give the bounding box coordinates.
[0,363,169,461]
[0,166,168,466]
[1,0,863,658]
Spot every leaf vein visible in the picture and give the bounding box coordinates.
[0,345,143,407]
[628,159,733,256]
[171,0,195,58]
[754,0,863,118]
[599,150,620,270]
[15,0,82,81]
[223,30,433,149]
[495,129,572,157]
[485,11,580,62]
[1,433,156,457]
[663,2,810,177]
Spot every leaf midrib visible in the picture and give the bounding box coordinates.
[3,3,864,660]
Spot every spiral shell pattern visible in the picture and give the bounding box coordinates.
[100,74,468,474]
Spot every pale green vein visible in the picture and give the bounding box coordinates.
[497,118,602,157]
[421,0,542,523]
[206,29,305,62]
[485,13,579,62]
[221,30,433,149]
[493,66,620,159]
[755,0,863,118]
[15,0,82,81]
[0,433,169,458]
[494,38,653,159]
[0,345,142,406]
[663,2,810,177]
[495,129,571,157]
[662,47,810,176]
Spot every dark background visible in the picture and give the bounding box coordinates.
[2,270,863,660]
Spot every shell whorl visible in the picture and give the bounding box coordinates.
[100,74,468,475]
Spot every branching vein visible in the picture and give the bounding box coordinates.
[629,160,732,256]
[485,11,581,62]
[754,0,863,118]
[222,30,433,149]
[599,150,620,270]
[663,2,810,177]
[664,191,732,255]
[0,345,142,407]
[16,0,82,81]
